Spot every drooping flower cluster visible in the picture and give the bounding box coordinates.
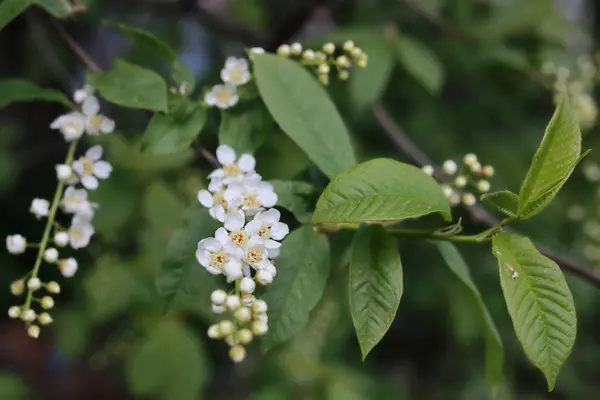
[541,56,598,131]
[6,86,113,338]
[197,145,288,362]
[276,40,368,85]
[422,153,494,207]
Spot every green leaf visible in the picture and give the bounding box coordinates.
[218,105,271,155]
[517,94,582,218]
[481,190,520,217]
[0,79,70,108]
[270,180,317,224]
[0,0,29,32]
[434,241,503,391]
[156,204,221,315]
[253,53,356,179]
[393,35,444,93]
[348,33,395,111]
[350,225,403,359]
[262,226,331,351]
[171,60,196,91]
[87,59,168,112]
[492,232,576,391]
[0,373,28,399]
[312,158,451,224]
[127,319,208,399]
[140,94,206,155]
[33,0,73,18]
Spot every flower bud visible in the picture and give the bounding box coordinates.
[290,42,303,55]
[219,320,235,336]
[224,334,237,347]
[241,294,255,306]
[350,47,363,58]
[27,277,41,291]
[318,64,330,75]
[41,296,54,310]
[454,176,467,188]
[212,304,226,314]
[250,47,265,54]
[238,328,253,345]
[47,281,61,294]
[10,280,24,296]
[21,309,36,322]
[56,164,72,181]
[338,70,350,81]
[207,324,221,339]
[27,325,40,339]
[476,180,491,193]
[470,162,482,173]
[448,193,461,206]
[322,42,335,55]
[38,312,53,325]
[482,165,495,177]
[256,313,268,323]
[229,345,246,363]
[356,58,367,68]
[441,185,454,198]
[58,258,78,278]
[463,153,477,166]
[277,44,290,57]
[336,55,350,68]
[315,52,327,62]
[256,270,273,285]
[6,234,26,255]
[210,289,227,305]
[44,248,59,263]
[225,295,241,310]
[8,306,21,319]
[318,74,329,86]
[343,40,355,52]
[54,232,69,247]
[234,307,252,324]
[462,193,476,206]
[252,320,269,336]
[422,165,434,176]
[442,160,458,175]
[240,277,256,294]
[252,299,268,314]
[302,49,315,61]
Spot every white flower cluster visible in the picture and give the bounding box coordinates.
[196,145,288,362]
[276,40,367,85]
[204,54,256,110]
[6,86,113,338]
[422,153,494,207]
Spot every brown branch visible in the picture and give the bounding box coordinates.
[51,20,102,73]
[194,143,220,169]
[371,102,600,286]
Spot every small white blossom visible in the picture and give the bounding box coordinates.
[211,289,227,305]
[56,164,73,181]
[72,145,112,190]
[8,306,20,319]
[27,277,41,291]
[38,313,53,325]
[208,145,257,189]
[44,248,59,263]
[68,215,95,249]
[196,234,243,281]
[50,112,86,141]
[422,165,434,176]
[54,231,69,247]
[41,296,54,310]
[58,258,78,278]
[30,198,50,219]
[240,277,256,294]
[197,189,241,222]
[27,325,40,339]
[6,235,26,254]
[221,57,251,86]
[47,281,60,294]
[73,85,94,103]
[245,209,289,250]
[442,160,458,175]
[225,175,277,215]
[204,84,239,109]
[229,345,246,363]
[81,96,115,135]
[252,299,267,314]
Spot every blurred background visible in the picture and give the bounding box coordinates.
[2,0,600,398]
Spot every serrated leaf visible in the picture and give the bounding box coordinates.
[270,180,317,224]
[350,225,403,359]
[0,0,29,32]
[0,79,70,108]
[262,227,331,351]
[518,94,581,218]
[312,158,451,224]
[156,204,221,315]
[140,94,206,155]
[218,105,271,154]
[348,32,395,111]
[482,190,519,217]
[253,53,356,179]
[127,319,208,399]
[492,232,576,391]
[393,35,444,93]
[87,59,168,112]
[435,241,503,391]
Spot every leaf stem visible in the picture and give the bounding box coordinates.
[385,227,482,243]
[23,140,78,313]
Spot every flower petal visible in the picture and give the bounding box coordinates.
[82,96,100,116]
[215,227,229,245]
[264,239,281,249]
[93,161,112,179]
[81,175,99,190]
[237,154,256,172]
[86,145,103,161]
[261,208,280,224]
[197,190,214,207]
[223,259,243,281]
[200,237,222,251]
[258,189,278,207]
[204,91,216,106]
[270,222,289,240]
[244,219,262,235]
[224,210,245,232]
[100,117,115,134]
[216,145,236,165]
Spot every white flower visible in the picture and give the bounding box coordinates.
[27,277,41,291]
[208,145,256,188]
[81,96,115,135]
[225,175,277,215]
[73,85,94,103]
[50,112,86,141]
[54,232,69,247]
[72,145,112,190]
[204,84,239,109]
[198,189,241,223]
[56,164,73,181]
[221,211,250,248]
[245,209,289,249]
[44,248,58,263]
[6,234,26,254]
[61,186,88,214]
[221,57,251,86]
[30,198,50,219]
[58,258,78,277]
[240,277,256,294]
[68,215,95,249]
[196,235,243,281]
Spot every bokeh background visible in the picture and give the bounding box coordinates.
[2,0,600,399]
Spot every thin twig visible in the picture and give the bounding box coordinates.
[52,20,102,73]
[194,143,220,168]
[371,102,600,286]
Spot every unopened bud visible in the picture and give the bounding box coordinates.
[207,324,221,339]
[422,165,434,176]
[302,49,315,61]
[238,328,253,345]
[54,232,69,247]
[47,281,60,294]
[482,165,495,177]
[252,299,268,314]
[219,320,234,336]
[41,296,54,310]
[27,278,41,291]
[252,320,269,336]
[44,248,58,263]
[318,74,329,86]
[256,270,273,285]
[470,162,482,173]
[21,309,36,322]
[322,42,335,55]
[27,325,40,339]
[338,70,350,81]
[442,160,458,175]
[290,42,303,55]
[441,185,454,198]
[463,153,478,166]
[277,44,290,57]
[454,176,467,188]
[8,306,20,319]
[211,289,227,305]
[240,277,256,294]
[336,55,350,68]
[462,193,476,206]
[343,40,355,52]
[225,295,241,310]
[212,304,226,314]
[229,345,246,363]
[234,307,252,324]
[38,312,53,325]
[476,180,491,193]
[241,294,255,306]
[318,64,330,75]
[10,280,24,296]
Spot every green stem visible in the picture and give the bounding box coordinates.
[23,140,78,312]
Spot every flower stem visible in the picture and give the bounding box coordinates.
[23,140,78,313]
